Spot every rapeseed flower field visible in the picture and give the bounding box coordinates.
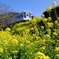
[0,1,59,59]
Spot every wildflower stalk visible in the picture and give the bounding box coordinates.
[46,6,52,21]
[48,10,53,22]
[49,12,51,18]
[52,2,57,20]
[54,7,57,20]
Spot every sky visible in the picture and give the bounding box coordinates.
[0,0,59,17]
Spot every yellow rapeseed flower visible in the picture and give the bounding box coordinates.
[41,26,44,29]
[35,51,45,56]
[57,17,59,20]
[35,51,50,59]
[55,47,59,51]
[26,40,30,44]
[3,40,8,45]
[44,34,50,39]
[5,27,11,31]
[34,25,36,28]
[46,6,52,12]
[47,22,53,27]
[53,29,57,32]
[36,36,41,40]
[44,56,51,59]
[34,41,39,44]
[26,45,32,49]
[46,29,51,32]
[55,54,59,57]
[31,27,34,30]
[50,40,55,43]
[32,34,36,37]
[30,42,34,46]
[39,39,46,44]
[53,32,58,36]
[8,57,12,59]
[52,2,57,6]
[12,51,18,53]
[46,29,51,34]
[57,40,59,42]
[25,29,30,33]
[41,14,45,18]
[0,48,3,52]
[12,39,18,45]
[48,17,51,21]
[42,18,47,22]
[20,44,24,47]
[54,20,58,25]
[40,47,45,50]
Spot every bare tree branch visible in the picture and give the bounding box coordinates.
[0,3,12,14]
[0,3,12,29]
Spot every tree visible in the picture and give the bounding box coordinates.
[0,3,12,14]
[0,3,12,29]
[43,6,59,22]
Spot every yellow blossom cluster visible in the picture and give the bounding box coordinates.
[40,46,45,51]
[46,6,52,12]
[0,48,3,52]
[48,17,51,21]
[55,47,59,51]
[53,32,58,36]
[8,57,12,59]
[54,20,59,25]
[41,14,45,18]
[55,54,59,57]
[52,2,57,6]
[44,34,50,39]
[41,26,44,30]
[35,51,50,59]
[42,18,47,22]
[12,51,18,53]
[11,39,18,45]
[5,27,11,31]
[47,22,53,27]
[39,39,46,44]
